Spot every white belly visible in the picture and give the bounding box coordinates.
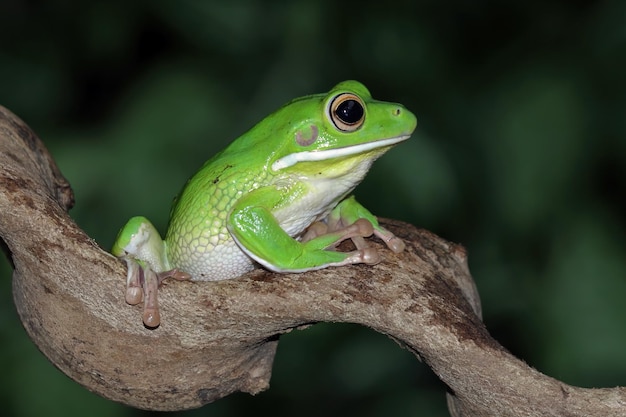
[173,239,255,282]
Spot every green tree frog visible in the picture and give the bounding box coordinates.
[112,80,417,327]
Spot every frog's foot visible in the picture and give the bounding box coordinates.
[123,258,191,328]
[301,218,382,265]
[306,215,405,253]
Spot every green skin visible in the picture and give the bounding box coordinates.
[112,80,417,327]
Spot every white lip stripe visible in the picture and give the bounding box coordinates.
[271,135,410,171]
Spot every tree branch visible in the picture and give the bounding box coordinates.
[1,105,624,415]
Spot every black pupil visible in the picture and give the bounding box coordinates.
[335,99,363,125]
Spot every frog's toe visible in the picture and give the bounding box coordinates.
[300,221,329,242]
[327,218,375,248]
[140,268,191,327]
[141,268,161,328]
[125,287,143,305]
[341,247,381,266]
[360,247,381,264]
[385,235,405,253]
[352,218,374,237]
[142,309,160,329]
[374,227,406,253]
[156,268,192,284]
[124,259,144,305]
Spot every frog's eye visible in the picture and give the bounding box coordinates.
[328,93,365,132]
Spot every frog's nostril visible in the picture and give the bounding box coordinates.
[392,107,402,116]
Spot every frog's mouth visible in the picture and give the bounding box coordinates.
[271,135,410,171]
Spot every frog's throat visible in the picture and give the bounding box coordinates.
[271,135,410,171]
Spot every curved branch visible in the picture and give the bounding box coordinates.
[1,105,624,415]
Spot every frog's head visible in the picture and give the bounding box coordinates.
[267,80,417,176]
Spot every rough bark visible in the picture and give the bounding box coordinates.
[0,105,624,415]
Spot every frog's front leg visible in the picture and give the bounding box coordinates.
[112,216,190,327]
[303,196,406,254]
[229,190,386,273]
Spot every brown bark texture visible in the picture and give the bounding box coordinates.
[0,105,624,415]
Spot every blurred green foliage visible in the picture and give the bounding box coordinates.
[1,0,625,416]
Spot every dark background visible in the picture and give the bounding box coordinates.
[1,1,625,416]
